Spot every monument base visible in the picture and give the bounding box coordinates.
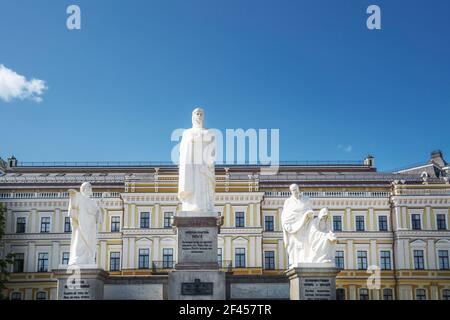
[285,264,339,300]
[169,211,225,300]
[54,268,108,300]
[169,270,226,300]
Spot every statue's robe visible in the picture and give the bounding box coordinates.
[281,195,314,267]
[178,127,215,212]
[68,193,103,266]
[308,209,335,263]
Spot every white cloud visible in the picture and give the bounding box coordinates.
[338,144,353,153]
[0,64,48,103]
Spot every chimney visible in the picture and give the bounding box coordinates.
[429,150,447,167]
[364,155,375,168]
[7,155,18,168]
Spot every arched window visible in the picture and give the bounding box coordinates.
[36,291,47,300]
[336,288,346,300]
[10,292,22,300]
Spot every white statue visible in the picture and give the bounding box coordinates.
[178,107,216,213]
[308,208,337,264]
[282,184,337,267]
[67,182,104,266]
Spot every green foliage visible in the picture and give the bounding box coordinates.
[0,203,15,299]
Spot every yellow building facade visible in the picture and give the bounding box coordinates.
[1,152,449,300]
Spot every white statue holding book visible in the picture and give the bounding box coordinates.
[67,182,104,267]
[281,184,337,267]
[178,107,216,213]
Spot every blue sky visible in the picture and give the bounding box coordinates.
[0,0,449,171]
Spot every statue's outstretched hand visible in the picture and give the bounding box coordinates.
[328,232,337,243]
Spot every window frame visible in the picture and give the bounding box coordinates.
[355,215,365,232]
[264,215,274,231]
[40,216,51,233]
[264,251,275,270]
[110,216,121,232]
[357,250,368,270]
[235,211,245,228]
[37,252,49,272]
[109,251,121,271]
[378,215,388,231]
[140,212,150,229]
[235,248,246,268]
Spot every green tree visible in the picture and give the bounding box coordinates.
[0,203,14,299]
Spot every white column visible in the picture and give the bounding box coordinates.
[100,241,107,270]
[425,207,432,230]
[51,241,60,270]
[153,237,160,262]
[347,240,354,269]
[123,204,129,229]
[27,242,36,272]
[54,208,61,233]
[225,204,231,227]
[249,237,255,267]
[154,204,160,228]
[25,288,33,300]
[430,285,439,300]
[122,238,129,269]
[278,239,285,270]
[345,207,351,231]
[348,285,356,300]
[6,209,13,233]
[401,207,407,229]
[50,288,57,300]
[225,237,232,261]
[255,236,262,268]
[427,240,436,269]
[394,205,402,230]
[370,240,377,267]
[129,238,136,269]
[256,203,261,227]
[130,204,136,228]
[394,239,405,270]
[403,240,411,269]
[31,209,37,233]
[248,204,254,227]
[368,208,374,231]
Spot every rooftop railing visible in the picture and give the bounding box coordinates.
[15,160,366,167]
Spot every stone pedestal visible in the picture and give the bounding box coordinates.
[54,267,108,300]
[286,263,339,300]
[169,212,226,300]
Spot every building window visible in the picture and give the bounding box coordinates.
[162,248,174,268]
[10,292,22,300]
[13,253,25,273]
[62,252,70,265]
[443,289,450,300]
[438,250,449,270]
[336,288,346,300]
[164,212,173,228]
[436,214,447,230]
[264,251,275,270]
[138,249,150,269]
[16,217,26,233]
[413,250,425,270]
[110,252,121,271]
[37,253,49,272]
[40,217,51,233]
[378,216,388,231]
[235,248,246,268]
[411,214,421,230]
[217,248,222,267]
[140,212,150,229]
[36,291,47,300]
[416,289,426,300]
[333,216,342,232]
[64,217,71,233]
[359,288,369,300]
[357,251,368,270]
[380,251,391,270]
[264,216,274,231]
[383,288,393,300]
[111,216,121,232]
[335,251,345,269]
[235,212,245,228]
[355,216,365,231]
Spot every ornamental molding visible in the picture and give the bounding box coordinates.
[262,198,390,208]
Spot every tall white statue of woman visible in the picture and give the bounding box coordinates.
[308,208,337,264]
[178,107,216,213]
[67,182,104,266]
[281,184,315,267]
